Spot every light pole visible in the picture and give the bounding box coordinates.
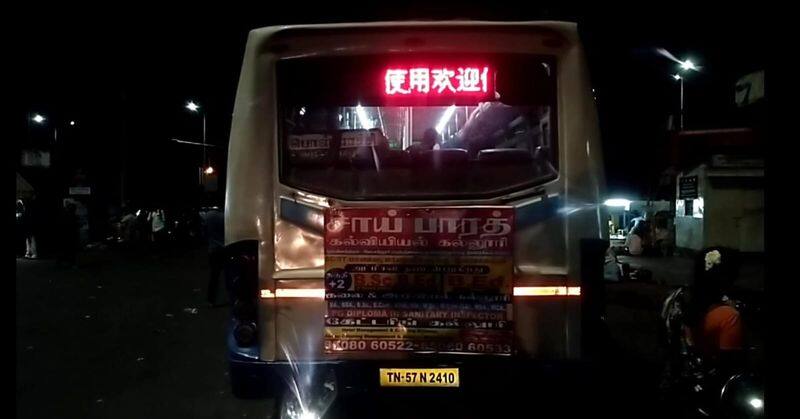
[185,101,212,183]
[673,58,698,131]
[672,74,684,130]
[31,113,57,141]
[31,113,78,142]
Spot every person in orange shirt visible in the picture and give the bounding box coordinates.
[686,247,744,363]
[659,247,745,411]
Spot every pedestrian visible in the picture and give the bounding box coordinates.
[205,204,226,307]
[135,208,149,249]
[148,208,167,254]
[119,207,136,246]
[19,197,39,259]
[626,216,652,256]
[57,201,80,268]
[16,200,27,257]
[659,247,745,406]
[686,247,744,360]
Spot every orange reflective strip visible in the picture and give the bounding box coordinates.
[513,286,581,297]
[276,288,326,298]
[260,288,325,299]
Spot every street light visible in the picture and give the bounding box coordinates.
[185,100,210,181]
[29,113,76,141]
[674,58,699,131]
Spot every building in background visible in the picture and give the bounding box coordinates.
[671,129,764,253]
[661,69,765,254]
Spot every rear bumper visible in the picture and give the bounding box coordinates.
[229,353,592,397]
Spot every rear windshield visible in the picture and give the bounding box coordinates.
[277,54,557,200]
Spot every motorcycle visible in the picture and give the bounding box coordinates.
[660,288,764,418]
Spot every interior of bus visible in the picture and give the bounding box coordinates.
[278,54,558,199]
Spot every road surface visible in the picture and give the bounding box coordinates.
[17,246,763,418]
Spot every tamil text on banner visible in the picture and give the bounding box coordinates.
[323,207,514,355]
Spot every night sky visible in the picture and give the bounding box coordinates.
[19,4,767,205]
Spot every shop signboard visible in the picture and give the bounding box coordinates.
[679,176,698,199]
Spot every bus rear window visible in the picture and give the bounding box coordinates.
[277,54,557,200]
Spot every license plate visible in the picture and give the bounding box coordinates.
[379,368,460,387]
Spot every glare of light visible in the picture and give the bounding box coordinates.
[673,74,682,80]
[657,49,701,71]
[299,107,306,116]
[656,48,679,62]
[32,114,46,124]
[435,105,457,134]
[298,411,319,419]
[69,120,76,126]
[680,59,696,71]
[290,234,307,250]
[749,397,763,409]
[604,198,632,211]
[355,105,372,129]
[185,101,200,112]
[204,166,214,175]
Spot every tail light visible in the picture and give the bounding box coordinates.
[225,240,259,347]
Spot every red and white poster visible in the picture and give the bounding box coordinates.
[323,207,514,355]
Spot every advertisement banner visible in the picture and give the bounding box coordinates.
[324,207,514,355]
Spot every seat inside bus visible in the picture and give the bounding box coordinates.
[282,102,556,198]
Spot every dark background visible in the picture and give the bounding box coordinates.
[18,3,767,203]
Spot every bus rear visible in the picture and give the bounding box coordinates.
[224,21,607,398]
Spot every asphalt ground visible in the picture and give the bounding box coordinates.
[17,246,763,418]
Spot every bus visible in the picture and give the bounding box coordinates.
[223,21,608,402]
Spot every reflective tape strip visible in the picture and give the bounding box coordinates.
[260,288,325,299]
[513,286,581,296]
[262,287,579,298]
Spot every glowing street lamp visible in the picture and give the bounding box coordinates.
[674,58,699,131]
[185,101,200,112]
[29,113,77,141]
[680,59,697,71]
[185,100,209,181]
